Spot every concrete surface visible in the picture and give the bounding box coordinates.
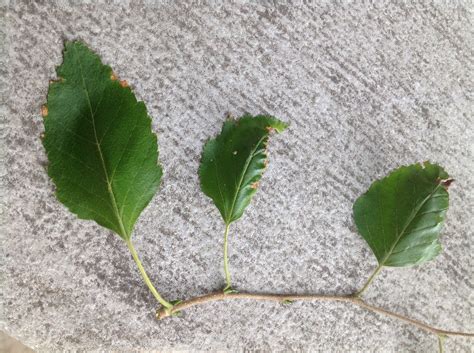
[1,1,473,352]
[0,331,34,353]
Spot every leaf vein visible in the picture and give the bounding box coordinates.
[73,44,128,238]
[226,136,267,223]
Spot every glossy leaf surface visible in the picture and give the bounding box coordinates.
[199,114,287,225]
[353,162,451,267]
[43,41,162,240]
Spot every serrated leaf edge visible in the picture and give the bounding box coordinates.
[43,41,161,240]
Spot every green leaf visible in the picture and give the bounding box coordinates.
[199,114,287,225]
[353,162,452,267]
[43,41,162,240]
[223,288,239,294]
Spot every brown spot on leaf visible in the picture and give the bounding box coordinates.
[266,126,275,133]
[40,133,45,140]
[41,105,48,118]
[49,77,64,84]
[110,72,118,81]
[120,80,129,88]
[441,178,454,189]
[250,181,259,189]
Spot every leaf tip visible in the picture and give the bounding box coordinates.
[440,178,454,189]
[266,120,288,134]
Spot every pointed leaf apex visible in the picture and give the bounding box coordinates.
[440,178,454,189]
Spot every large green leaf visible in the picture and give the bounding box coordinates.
[353,162,452,267]
[199,114,287,225]
[43,41,162,240]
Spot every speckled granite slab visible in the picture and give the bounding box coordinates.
[1,1,473,351]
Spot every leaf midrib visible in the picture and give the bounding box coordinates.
[225,135,267,225]
[74,45,128,238]
[379,183,443,266]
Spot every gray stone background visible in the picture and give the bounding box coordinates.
[1,0,473,352]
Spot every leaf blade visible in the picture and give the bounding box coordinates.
[353,162,450,267]
[199,114,287,224]
[43,41,162,240]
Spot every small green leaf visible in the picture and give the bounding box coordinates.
[43,41,162,240]
[281,299,294,305]
[223,288,239,294]
[353,162,451,267]
[171,311,182,317]
[199,114,287,225]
